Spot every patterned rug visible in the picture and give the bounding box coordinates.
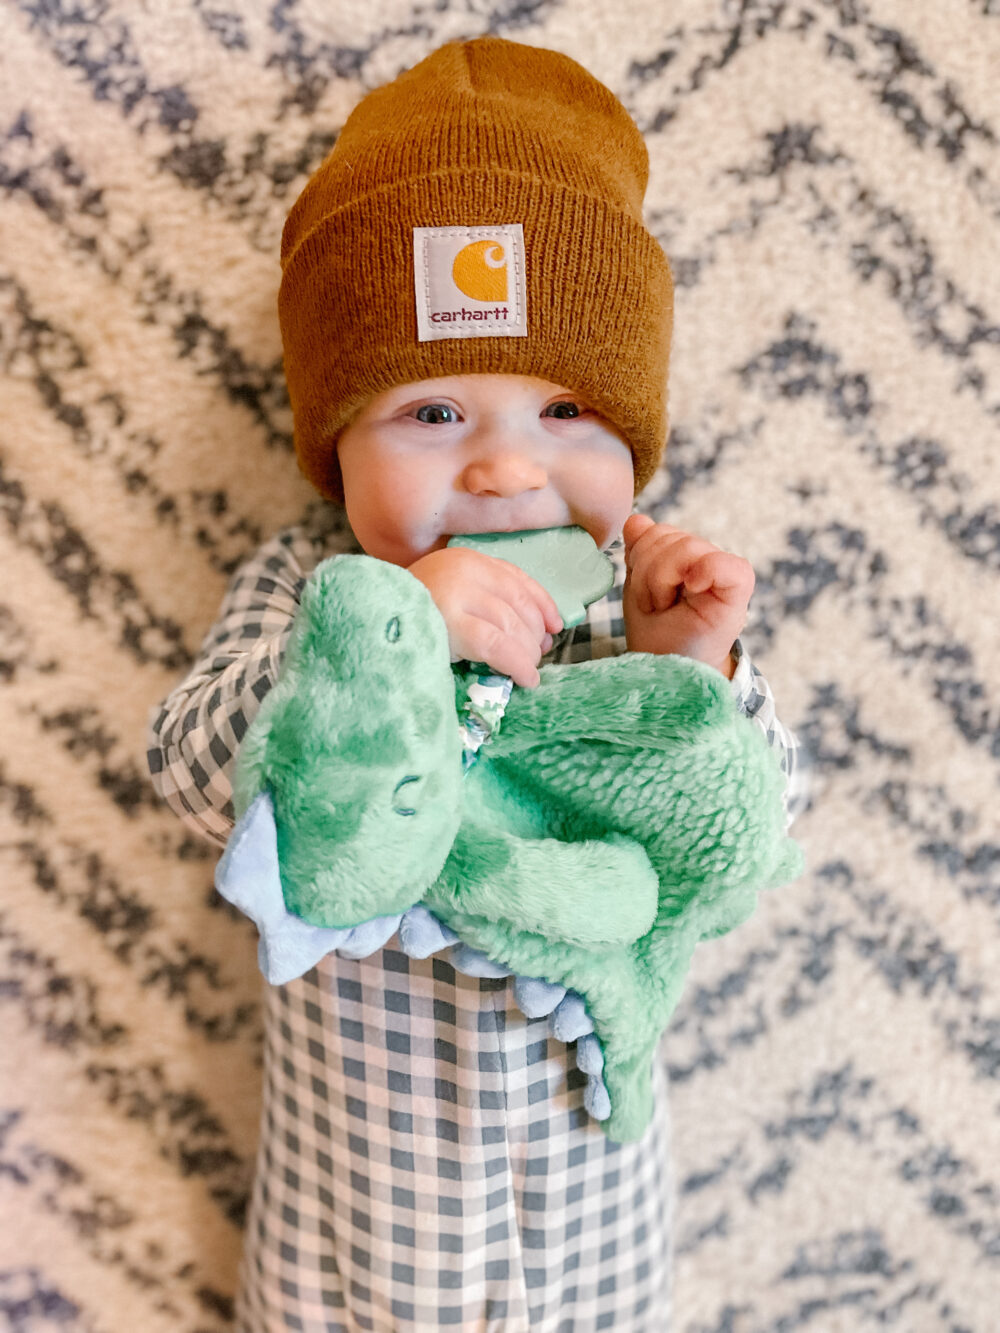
[3,2,999,1329]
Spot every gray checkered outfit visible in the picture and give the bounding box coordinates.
[147,506,810,1332]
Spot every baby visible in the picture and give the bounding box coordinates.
[147,34,808,1333]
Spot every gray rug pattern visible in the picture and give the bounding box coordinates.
[2,2,999,1329]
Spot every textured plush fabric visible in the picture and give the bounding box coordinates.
[4,3,999,1331]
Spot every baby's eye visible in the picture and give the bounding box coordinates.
[544,401,589,420]
[414,402,459,425]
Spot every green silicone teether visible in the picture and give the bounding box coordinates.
[446,526,615,628]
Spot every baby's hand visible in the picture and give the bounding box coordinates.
[622,514,755,676]
[408,547,563,688]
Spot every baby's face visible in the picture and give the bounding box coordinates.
[336,373,635,567]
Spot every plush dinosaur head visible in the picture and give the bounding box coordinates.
[231,553,465,926]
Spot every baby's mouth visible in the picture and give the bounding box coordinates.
[464,523,537,534]
[449,519,567,536]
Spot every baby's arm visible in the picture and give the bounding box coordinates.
[622,513,754,675]
[145,526,319,848]
[619,513,811,829]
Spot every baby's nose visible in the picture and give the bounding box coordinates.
[462,453,548,498]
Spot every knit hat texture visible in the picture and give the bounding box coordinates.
[278,35,674,503]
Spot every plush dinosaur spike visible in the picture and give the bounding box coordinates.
[220,530,804,1142]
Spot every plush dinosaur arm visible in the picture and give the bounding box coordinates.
[428,821,659,948]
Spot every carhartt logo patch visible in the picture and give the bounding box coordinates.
[413,223,528,342]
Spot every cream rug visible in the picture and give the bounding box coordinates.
[2,2,998,1329]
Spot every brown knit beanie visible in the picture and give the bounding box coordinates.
[278,35,674,504]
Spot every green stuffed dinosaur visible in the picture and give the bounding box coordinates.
[218,529,804,1143]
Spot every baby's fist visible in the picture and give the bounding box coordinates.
[622,514,755,677]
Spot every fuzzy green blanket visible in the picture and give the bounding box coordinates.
[222,543,803,1142]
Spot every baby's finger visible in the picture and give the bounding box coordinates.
[682,551,755,603]
[623,519,693,574]
[458,597,547,687]
[487,557,564,637]
[622,512,656,558]
[639,534,718,611]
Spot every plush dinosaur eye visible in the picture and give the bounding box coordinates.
[385,616,401,642]
[392,775,419,815]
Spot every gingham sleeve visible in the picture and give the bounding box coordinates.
[729,637,811,829]
[145,517,352,849]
